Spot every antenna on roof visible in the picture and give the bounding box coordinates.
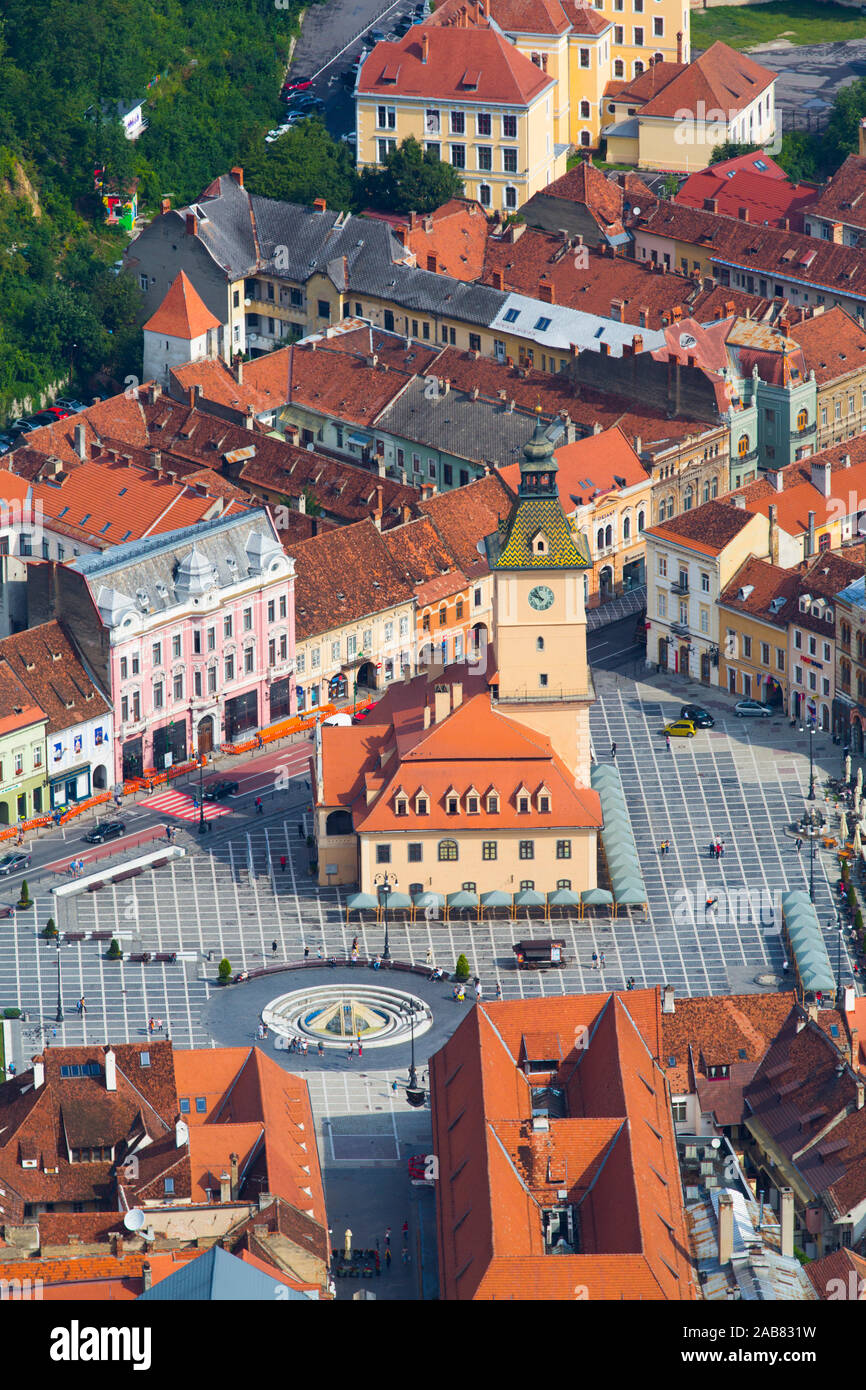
[123,1208,145,1232]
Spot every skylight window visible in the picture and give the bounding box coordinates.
[534,316,552,331]
[58,506,69,518]
[503,308,520,323]
[100,523,111,534]
[81,513,92,524]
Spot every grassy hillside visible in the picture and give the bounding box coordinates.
[691,1,866,51]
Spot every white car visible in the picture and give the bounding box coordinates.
[341,132,357,146]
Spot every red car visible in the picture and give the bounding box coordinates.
[283,76,313,93]
[46,406,72,419]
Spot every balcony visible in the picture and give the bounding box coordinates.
[670,620,690,637]
[670,578,689,596]
[732,448,759,466]
[790,422,817,443]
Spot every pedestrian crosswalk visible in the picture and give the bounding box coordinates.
[146,789,230,821]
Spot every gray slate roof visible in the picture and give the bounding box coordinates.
[377,377,564,466]
[71,509,288,628]
[137,1244,315,1301]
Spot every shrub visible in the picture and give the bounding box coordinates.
[857,909,863,933]
[17,879,31,908]
[841,862,850,883]
[455,953,470,981]
[43,917,57,939]
[106,938,123,959]
[849,885,858,910]
[3,1008,21,1019]
[218,957,232,983]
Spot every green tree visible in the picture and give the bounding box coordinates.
[709,141,761,166]
[17,879,31,908]
[454,953,470,981]
[244,121,359,213]
[359,137,464,215]
[218,957,233,983]
[107,937,123,959]
[824,75,866,169]
[43,917,58,939]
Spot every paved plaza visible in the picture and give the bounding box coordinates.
[0,672,854,1297]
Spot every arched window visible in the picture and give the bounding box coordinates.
[536,636,544,651]
[579,100,590,118]
[613,58,624,77]
[634,60,644,76]
[711,478,718,498]
[604,524,613,547]
[842,621,851,649]
[683,485,693,511]
[597,526,605,550]
[797,408,808,431]
[703,481,710,503]
[623,515,631,541]
[438,839,458,861]
[637,510,644,533]
[666,495,675,519]
[580,130,591,146]
[841,658,851,691]
[737,434,749,457]
[858,632,866,662]
[657,502,666,524]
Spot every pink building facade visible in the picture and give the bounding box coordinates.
[59,510,295,782]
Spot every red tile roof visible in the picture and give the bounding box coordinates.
[676,167,817,230]
[640,42,776,120]
[416,469,515,578]
[501,425,647,512]
[403,200,490,280]
[285,518,416,639]
[143,271,222,340]
[718,556,800,626]
[430,990,696,1300]
[787,305,866,385]
[0,622,109,736]
[287,329,439,425]
[644,499,757,556]
[608,61,686,106]
[802,155,866,233]
[805,1247,866,1299]
[0,659,46,739]
[359,26,554,105]
[734,436,866,539]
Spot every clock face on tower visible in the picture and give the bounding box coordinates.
[528,584,555,611]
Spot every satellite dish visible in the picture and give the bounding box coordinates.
[710,1138,722,1149]
[632,206,641,217]
[123,1208,145,1232]
[679,333,697,349]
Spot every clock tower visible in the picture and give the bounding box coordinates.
[485,415,593,782]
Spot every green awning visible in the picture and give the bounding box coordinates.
[346,893,378,912]
[547,889,582,907]
[412,891,445,908]
[581,887,613,905]
[447,891,479,908]
[481,890,513,908]
[380,892,413,910]
[514,889,546,907]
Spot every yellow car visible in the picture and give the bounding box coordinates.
[663,719,697,738]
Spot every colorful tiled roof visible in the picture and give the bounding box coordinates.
[639,42,776,120]
[787,306,866,385]
[645,499,758,556]
[492,481,590,570]
[675,166,817,230]
[0,622,109,736]
[801,155,866,233]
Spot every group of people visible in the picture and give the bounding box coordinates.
[708,839,726,859]
[658,840,673,856]
[452,977,483,1002]
[67,859,86,878]
[591,950,606,969]
[147,1016,165,1033]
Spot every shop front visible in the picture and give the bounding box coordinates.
[225,689,259,742]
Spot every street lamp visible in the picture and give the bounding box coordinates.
[189,703,207,835]
[373,871,395,960]
[55,938,63,1024]
[837,910,845,1004]
[406,1004,426,1108]
[799,714,816,801]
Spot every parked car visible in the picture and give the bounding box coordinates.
[0,434,14,454]
[45,405,72,419]
[663,719,697,738]
[395,16,412,33]
[8,419,39,437]
[0,851,31,876]
[680,704,715,728]
[54,399,88,413]
[83,820,126,843]
[734,699,772,718]
[366,28,387,43]
[27,411,57,428]
[203,780,239,801]
[283,75,313,92]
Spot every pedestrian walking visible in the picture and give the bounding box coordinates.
[297,822,304,839]
[318,1041,324,1058]
[271,939,278,957]
[304,945,310,959]
[166,826,172,842]
[425,948,433,966]
[280,855,286,872]
[599,951,606,968]
[79,997,86,1015]
[347,1041,354,1060]
[666,733,671,752]
[591,951,598,969]
[720,841,726,859]
[384,1226,391,1246]
[256,796,263,815]
[402,1220,409,1243]
[392,1078,398,1092]
[385,1248,392,1269]
[495,981,502,999]
[401,1246,410,1264]
[795,838,803,855]
[302,1039,308,1056]
[610,741,617,760]
[149,1017,155,1034]
[351,937,359,953]
[708,840,716,859]
[357,1041,362,1058]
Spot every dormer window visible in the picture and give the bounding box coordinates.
[531,531,548,555]
[415,792,429,816]
[486,790,499,814]
[446,788,460,815]
[465,786,480,814]
[537,787,551,814]
[517,786,531,814]
[396,798,408,816]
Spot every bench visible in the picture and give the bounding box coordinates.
[129,952,153,964]
[90,931,114,942]
[63,931,86,942]
[154,952,177,963]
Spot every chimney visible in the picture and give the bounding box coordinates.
[631,333,643,353]
[806,509,815,557]
[857,1079,865,1110]
[234,354,244,385]
[718,1193,734,1265]
[297,493,306,515]
[845,984,857,1014]
[538,281,554,304]
[676,30,683,63]
[768,503,779,565]
[150,450,162,472]
[160,197,171,216]
[451,682,463,710]
[610,298,624,323]
[767,468,783,493]
[807,1000,819,1022]
[434,688,450,723]
[662,984,675,1014]
[105,1048,116,1092]
[779,316,790,335]
[188,386,197,408]
[142,1262,152,1293]
[733,494,747,509]
[810,459,830,498]
[32,1055,44,1089]
[492,269,504,291]
[74,421,87,461]
[220,1170,231,1203]
[230,1151,239,1200]
[342,253,348,288]
[377,456,387,478]
[148,382,162,403]
[313,197,327,213]
[230,167,244,188]
[703,197,718,214]
[423,704,432,728]
[633,435,642,455]
[779,1188,794,1259]
[832,221,844,244]
[185,212,198,237]
[737,207,749,222]
[408,211,418,230]
[421,32,429,62]
[725,300,736,316]
[175,1117,189,1149]
[393,225,407,247]
[844,453,851,469]
[112,1233,124,1259]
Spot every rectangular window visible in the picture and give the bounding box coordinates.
[207,627,216,651]
[477,146,492,171]
[179,1097,190,1114]
[502,113,517,138]
[556,840,571,859]
[347,634,357,659]
[243,607,253,631]
[503,147,518,174]
[152,642,162,667]
[794,628,802,650]
[244,647,254,674]
[224,654,234,682]
[269,638,276,666]
[653,15,663,34]
[776,648,785,672]
[376,844,391,864]
[120,657,128,681]
[267,599,275,623]
[761,642,769,666]
[482,841,497,860]
[153,680,164,710]
[742,635,752,658]
[450,110,465,134]
[173,673,183,701]
[408,843,422,862]
[451,144,466,169]
[519,840,534,860]
[476,111,491,135]
[207,666,217,694]
[224,615,233,639]
[580,47,590,67]
[195,1097,207,1114]
[192,630,201,655]
[377,105,396,129]
[634,26,644,44]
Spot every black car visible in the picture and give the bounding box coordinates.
[7,420,39,438]
[395,16,412,33]
[83,820,126,844]
[680,704,715,728]
[0,434,14,454]
[203,780,239,801]
[0,851,31,876]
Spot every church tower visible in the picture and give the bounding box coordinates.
[486,415,593,782]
